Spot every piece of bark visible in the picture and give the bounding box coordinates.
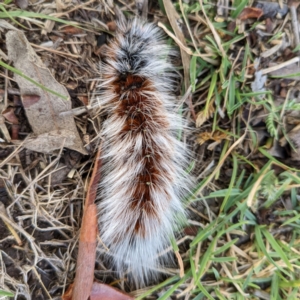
[6,30,87,155]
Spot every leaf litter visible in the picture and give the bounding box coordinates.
[1,0,300,299]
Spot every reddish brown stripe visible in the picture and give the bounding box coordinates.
[109,75,173,237]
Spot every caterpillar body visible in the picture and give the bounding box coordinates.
[94,18,190,286]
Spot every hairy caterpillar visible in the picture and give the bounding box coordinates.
[93,17,190,286]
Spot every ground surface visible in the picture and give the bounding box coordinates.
[1,0,300,299]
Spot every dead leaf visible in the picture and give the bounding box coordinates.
[72,204,98,300]
[196,101,215,128]
[197,130,229,145]
[254,1,289,19]
[90,283,134,300]
[19,130,84,154]
[2,107,20,140]
[63,283,134,300]
[238,7,263,20]
[2,107,19,124]
[6,30,87,155]
[64,148,101,300]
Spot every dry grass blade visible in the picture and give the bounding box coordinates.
[261,57,300,75]
[0,202,40,265]
[0,203,22,246]
[162,0,190,91]
[199,0,225,58]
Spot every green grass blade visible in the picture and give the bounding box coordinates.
[136,275,181,300]
[0,60,68,100]
[261,228,293,271]
[157,271,192,300]
[0,290,14,297]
